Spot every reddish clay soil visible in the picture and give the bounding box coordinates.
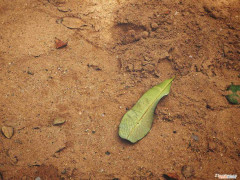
[0,0,239,179]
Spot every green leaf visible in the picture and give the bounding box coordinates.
[227,83,240,93]
[119,77,175,143]
[226,94,239,104]
[226,83,240,104]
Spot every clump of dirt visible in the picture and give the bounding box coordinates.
[111,23,147,45]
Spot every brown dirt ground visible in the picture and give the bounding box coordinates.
[0,0,240,179]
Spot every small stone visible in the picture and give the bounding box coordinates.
[105,151,110,155]
[53,117,66,125]
[141,31,149,39]
[191,134,199,141]
[151,22,158,29]
[35,177,41,180]
[55,38,67,49]
[56,18,63,24]
[181,165,194,178]
[92,131,96,134]
[165,10,171,15]
[27,71,34,75]
[2,126,14,139]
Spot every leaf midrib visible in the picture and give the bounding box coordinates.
[126,79,173,139]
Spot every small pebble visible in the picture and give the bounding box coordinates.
[141,31,149,39]
[191,134,199,141]
[105,151,110,155]
[165,10,171,15]
[55,38,67,49]
[151,22,158,29]
[35,177,41,180]
[2,126,14,139]
[53,117,66,125]
[56,18,63,24]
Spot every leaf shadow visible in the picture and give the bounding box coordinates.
[116,129,144,145]
[115,129,135,145]
[119,137,134,145]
